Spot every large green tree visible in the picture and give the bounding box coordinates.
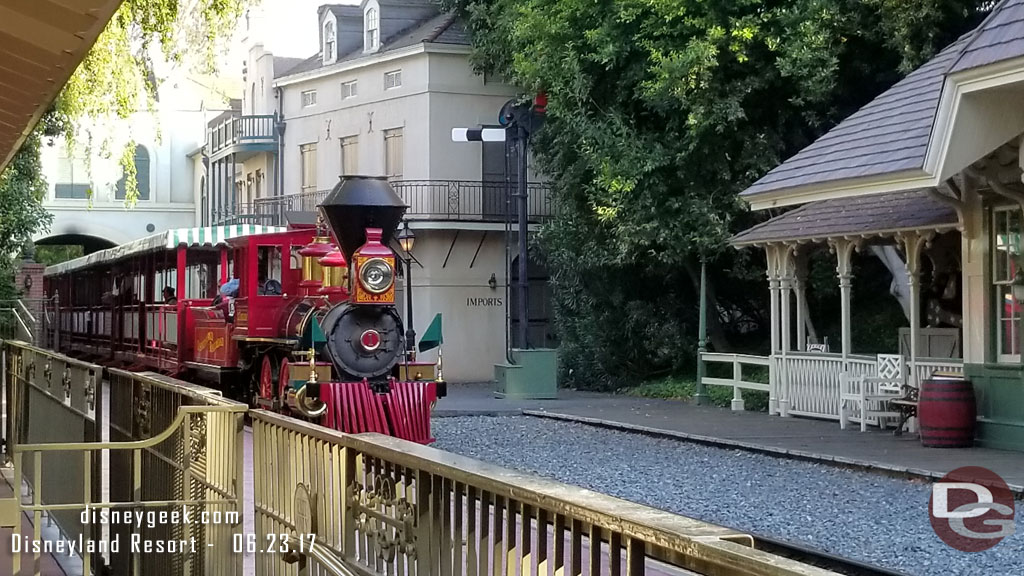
[55,0,252,205]
[0,131,52,302]
[0,0,250,302]
[444,0,990,388]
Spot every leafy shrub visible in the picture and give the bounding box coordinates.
[622,376,769,412]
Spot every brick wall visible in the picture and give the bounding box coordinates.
[15,261,45,300]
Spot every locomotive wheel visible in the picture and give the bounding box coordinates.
[259,354,279,402]
[278,357,291,410]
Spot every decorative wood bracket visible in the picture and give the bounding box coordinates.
[895,230,934,278]
[828,237,861,281]
[927,182,966,232]
[966,165,1024,213]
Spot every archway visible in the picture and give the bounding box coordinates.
[35,234,117,258]
[509,255,556,349]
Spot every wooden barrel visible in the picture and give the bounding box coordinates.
[918,372,976,448]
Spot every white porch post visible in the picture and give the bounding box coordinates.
[795,251,809,351]
[778,245,796,417]
[765,245,781,416]
[831,238,858,371]
[899,232,932,388]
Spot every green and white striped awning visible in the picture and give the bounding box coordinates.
[165,224,285,248]
[45,224,286,277]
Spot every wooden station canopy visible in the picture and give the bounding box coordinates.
[0,0,125,172]
[730,188,961,247]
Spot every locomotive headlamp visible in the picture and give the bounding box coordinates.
[359,258,394,293]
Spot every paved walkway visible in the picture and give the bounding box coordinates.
[437,383,1024,494]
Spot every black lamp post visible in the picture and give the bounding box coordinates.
[397,222,416,359]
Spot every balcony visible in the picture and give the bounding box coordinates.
[207,114,278,160]
[214,180,556,227]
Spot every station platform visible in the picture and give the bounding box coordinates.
[437,383,1024,494]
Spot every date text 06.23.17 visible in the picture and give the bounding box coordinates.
[233,533,316,554]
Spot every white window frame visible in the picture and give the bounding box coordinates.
[341,80,358,100]
[365,7,379,52]
[384,70,402,90]
[323,20,336,64]
[340,135,359,175]
[301,90,317,108]
[993,205,1022,363]
[383,127,403,180]
[300,143,318,194]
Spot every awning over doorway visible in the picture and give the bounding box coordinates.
[730,189,960,247]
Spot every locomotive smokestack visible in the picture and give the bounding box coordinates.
[318,176,408,261]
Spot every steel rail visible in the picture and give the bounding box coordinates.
[751,535,910,576]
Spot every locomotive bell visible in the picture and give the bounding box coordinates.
[318,248,348,295]
[299,236,333,290]
[317,176,407,262]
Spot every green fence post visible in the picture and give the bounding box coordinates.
[695,257,709,406]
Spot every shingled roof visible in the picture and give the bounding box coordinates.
[741,0,1024,202]
[275,10,469,80]
[730,189,959,246]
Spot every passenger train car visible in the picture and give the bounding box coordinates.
[43,176,444,443]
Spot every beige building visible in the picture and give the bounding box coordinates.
[198,2,556,382]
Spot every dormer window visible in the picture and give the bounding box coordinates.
[323,20,336,64]
[365,7,379,51]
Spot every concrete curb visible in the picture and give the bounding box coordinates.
[434,410,525,418]
[522,410,1024,498]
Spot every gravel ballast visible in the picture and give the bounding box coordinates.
[433,416,1023,576]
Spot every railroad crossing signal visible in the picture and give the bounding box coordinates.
[451,127,508,142]
[452,93,547,353]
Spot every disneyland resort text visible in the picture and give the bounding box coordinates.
[10,533,197,555]
[9,505,238,556]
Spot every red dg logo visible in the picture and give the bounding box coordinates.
[929,466,1016,552]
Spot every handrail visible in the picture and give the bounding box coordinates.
[14,404,245,453]
[0,308,32,341]
[252,410,840,575]
[15,299,36,325]
[701,352,771,365]
[4,339,98,371]
[285,535,360,576]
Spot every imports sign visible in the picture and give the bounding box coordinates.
[466,297,502,307]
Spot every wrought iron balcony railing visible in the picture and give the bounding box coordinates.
[211,180,555,227]
[208,114,278,156]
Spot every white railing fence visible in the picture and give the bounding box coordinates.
[784,352,875,420]
[699,351,964,426]
[700,353,770,411]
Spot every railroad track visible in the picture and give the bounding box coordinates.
[751,534,909,576]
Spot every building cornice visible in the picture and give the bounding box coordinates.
[273,43,472,88]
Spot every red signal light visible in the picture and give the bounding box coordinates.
[534,92,547,115]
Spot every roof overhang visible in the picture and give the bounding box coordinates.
[273,42,470,87]
[44,224,286,276]
[0,0,126,173]
[745,56,1024,211]
[731,189,960,248]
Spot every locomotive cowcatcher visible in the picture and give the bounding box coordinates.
[42,176,445,443]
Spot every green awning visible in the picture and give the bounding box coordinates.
[45,224,286,277]
[165,224,285,248]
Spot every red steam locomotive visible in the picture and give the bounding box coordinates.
[43,176,445,443]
